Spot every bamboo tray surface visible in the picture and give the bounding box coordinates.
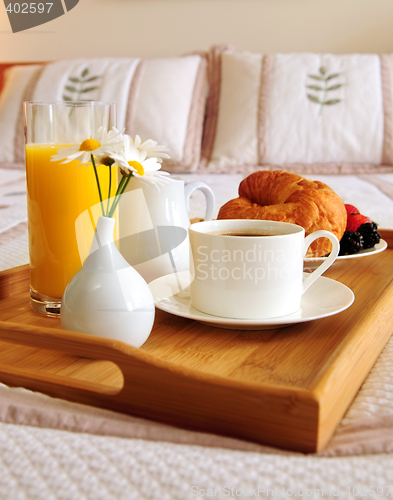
[0,229,392,453]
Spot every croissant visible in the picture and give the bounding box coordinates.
[217,170,347,257]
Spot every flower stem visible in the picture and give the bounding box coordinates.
[107,175,125,219]
[91,154,105,216]
[106,165,112,217]
[108,173,133,218]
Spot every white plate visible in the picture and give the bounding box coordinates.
[149,271,354,330]
[304,239,387,270]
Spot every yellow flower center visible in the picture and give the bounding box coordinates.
[79,139,101,152]
[128,161,144,176]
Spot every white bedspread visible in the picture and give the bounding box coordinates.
[1,168,393,499]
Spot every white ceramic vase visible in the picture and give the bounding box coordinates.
[61,215,155,347]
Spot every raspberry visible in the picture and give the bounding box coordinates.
[344,204,360,216]
[346,213,371,232]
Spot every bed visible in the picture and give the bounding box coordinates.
[1,47,393,498]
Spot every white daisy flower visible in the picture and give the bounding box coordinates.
[49,126,170,217]
[133,135,170,163]
[51,126,124,165]
[113,135,170,180]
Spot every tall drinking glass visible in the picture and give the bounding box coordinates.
[24,101,117,317]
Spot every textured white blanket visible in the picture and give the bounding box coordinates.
[1,168,393,498]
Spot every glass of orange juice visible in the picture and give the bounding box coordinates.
[24,101,117,317]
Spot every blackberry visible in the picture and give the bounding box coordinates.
[357,222,381,249]
[339,231,364,255]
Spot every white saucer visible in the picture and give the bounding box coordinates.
[149,271,354,330]
[304,239,387,270]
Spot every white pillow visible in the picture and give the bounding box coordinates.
[130,56,207,169]
[201,45,393,174]
[0,55,208,172]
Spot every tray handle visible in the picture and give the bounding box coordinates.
[0,319,154,410]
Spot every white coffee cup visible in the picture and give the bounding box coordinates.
[189,220,339,319]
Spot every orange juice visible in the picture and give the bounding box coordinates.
[26,144,117,299]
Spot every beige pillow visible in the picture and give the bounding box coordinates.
[0,64,44,168]
[0,55,208,172]
[201,45,393,174]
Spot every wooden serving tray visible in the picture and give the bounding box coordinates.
[0,229,393,453]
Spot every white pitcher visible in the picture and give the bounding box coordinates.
[118,176,215,282]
